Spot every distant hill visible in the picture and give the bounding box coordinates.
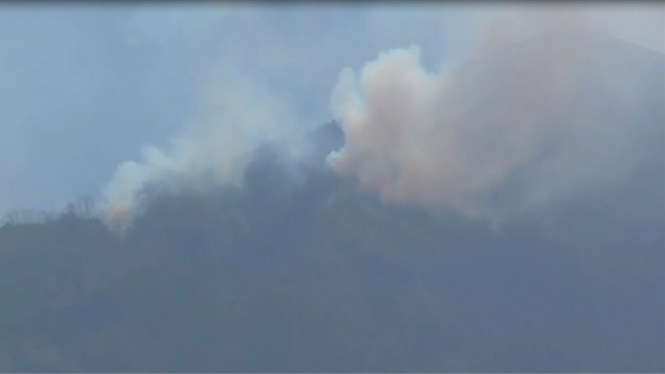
[0,31,663,372]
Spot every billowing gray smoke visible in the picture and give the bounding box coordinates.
[102,8,663,232]
[104,62,297,233]
[328,11,664,225]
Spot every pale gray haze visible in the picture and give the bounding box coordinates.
[0,4,661,223]
[0,3,663,372]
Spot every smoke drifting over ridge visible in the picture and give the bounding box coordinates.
[328,10,664,224]
[104,62,297,232]
[102,7,664,232]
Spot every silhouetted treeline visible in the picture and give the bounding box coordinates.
[0,118,663,372]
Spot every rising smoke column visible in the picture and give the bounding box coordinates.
[103,7,662,232]
[327,11,663,224]
[104,63,296,233]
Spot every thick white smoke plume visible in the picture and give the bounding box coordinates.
[104,62,296,233]
[102,6,662,232]
[328,8,664,224]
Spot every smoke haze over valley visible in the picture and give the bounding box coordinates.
[0,4,663,372]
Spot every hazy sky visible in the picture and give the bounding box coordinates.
[0,4,662,217]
